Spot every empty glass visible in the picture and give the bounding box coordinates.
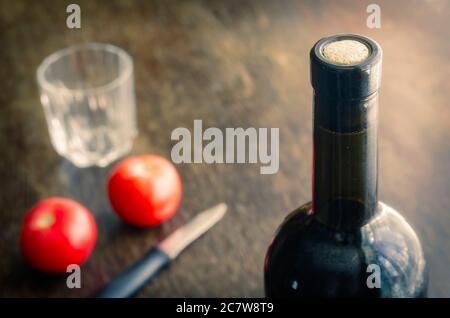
[37,43,137,167]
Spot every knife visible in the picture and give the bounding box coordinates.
[95,203,227,298]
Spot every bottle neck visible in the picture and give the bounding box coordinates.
[313,92,379,230]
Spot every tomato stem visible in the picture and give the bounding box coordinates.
[32,213,56,229]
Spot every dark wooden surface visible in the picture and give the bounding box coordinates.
[0,0,449,297]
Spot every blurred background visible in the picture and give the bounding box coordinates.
[0,0,449,297]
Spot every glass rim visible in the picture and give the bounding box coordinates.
[36,42,133,96]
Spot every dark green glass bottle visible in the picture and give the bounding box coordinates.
[264,34,428,297]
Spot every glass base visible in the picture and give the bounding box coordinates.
[55,136,135,168]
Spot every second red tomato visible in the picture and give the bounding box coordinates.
[20,197,97,273]
[107,155,182,227]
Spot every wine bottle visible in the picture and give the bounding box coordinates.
[264,34,428,297]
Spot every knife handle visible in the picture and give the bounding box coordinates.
[95,247,171,298]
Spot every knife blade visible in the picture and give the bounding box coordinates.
[95,203,227,298]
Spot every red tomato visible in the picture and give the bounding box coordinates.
[108,155,182,227]
[20,198,97,273]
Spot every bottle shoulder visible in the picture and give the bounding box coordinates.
[265,202,427,297]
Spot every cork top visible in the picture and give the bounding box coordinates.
[322,40,369,65]
[310,34,382,101]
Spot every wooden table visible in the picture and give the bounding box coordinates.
[0,0,449,297]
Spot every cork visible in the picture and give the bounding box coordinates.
[310,33,382,106]
[322,40,369,65]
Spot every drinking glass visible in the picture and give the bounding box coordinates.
[37,43,137,167]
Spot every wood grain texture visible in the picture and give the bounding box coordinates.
[0,0,449,297]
